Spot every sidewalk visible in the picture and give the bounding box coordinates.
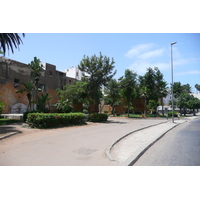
[108,120,185,165]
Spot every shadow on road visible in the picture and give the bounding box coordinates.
[0,126,19,135]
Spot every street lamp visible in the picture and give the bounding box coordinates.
[171,42,177,123]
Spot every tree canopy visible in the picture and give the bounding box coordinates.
[119,69,137,117]
[78,52,116,112]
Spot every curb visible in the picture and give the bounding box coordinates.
[0,131,22,140]
[105,121,168,162]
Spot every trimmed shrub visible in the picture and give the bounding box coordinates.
[89,113,108,122]
[168,111,178,117]
[27,113,86,128]
[23,110,41,122]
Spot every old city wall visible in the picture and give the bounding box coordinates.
[0,59,67,113]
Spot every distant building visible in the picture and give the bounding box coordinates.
[65,66,83,81]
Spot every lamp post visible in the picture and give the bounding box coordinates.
[171,42,177,123]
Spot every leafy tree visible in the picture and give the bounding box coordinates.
[0,33,25,54]
[147,100,159,115]
[104,79,121,116]
[119,69,137,117]
[172,82,191,98]
[56,81,88,110]
[186,96,200,116]
[78,52,116,112]
[139,67,167,115]
[139,67,167,104]
[176,93,191,116]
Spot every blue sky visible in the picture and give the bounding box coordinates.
[5,33,200,92]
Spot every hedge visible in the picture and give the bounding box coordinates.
[27,113,86,128]
[89,113,108,122]
[167,111,178,117]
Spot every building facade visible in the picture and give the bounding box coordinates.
[0,57,75,114]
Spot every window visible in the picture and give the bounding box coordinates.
[38,84,46,92]
[49,71,52,77]
[14,79,20,88]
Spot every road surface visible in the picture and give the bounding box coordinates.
[134,118,200,166]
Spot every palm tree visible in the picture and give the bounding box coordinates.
[37,93,52,112]
[0,33,25,54]
[16,81,35,111]
[139,86,150,117]
[28,57,44,108]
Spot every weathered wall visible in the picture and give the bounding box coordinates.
[0,58,67,113]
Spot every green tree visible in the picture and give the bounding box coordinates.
[78,52,116,112]
[172,82,191,98]
[119,69,137,117]
[104,79,121,116]
[56,81,88,110]
[139,67,167,104]
[0,33,25,54]
[176,93,191,116]
[28,57,44,108]
[186,96,200,116]
[147,100,159,115]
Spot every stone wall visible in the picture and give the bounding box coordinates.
[0,58,67,113]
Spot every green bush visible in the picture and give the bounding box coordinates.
[23,110,41,122]
[89,113,108,122]
[0,102,4,114]
[168,111,178,117]
[27,113,86,128]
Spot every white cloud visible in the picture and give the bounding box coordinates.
[128,60,169,75]
[125,43,199,77]
[125,43,169,74]
[125,43,155,58]
[138,48,165,60]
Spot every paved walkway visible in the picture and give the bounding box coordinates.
[0,115,198,166]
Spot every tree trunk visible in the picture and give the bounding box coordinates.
[128,103,130,117]
[144,97,146,117]
[161,98,164,116]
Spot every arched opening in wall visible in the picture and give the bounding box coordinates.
[11,103,27,114]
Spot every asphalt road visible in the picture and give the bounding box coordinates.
[134,118,200,166]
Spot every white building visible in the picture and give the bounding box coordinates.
[192,92,200,100]
[65,66,84,81]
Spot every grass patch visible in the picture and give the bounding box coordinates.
[0,118,21,126]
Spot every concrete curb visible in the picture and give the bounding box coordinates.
[0,131,22,140]
[105,121,169,162]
